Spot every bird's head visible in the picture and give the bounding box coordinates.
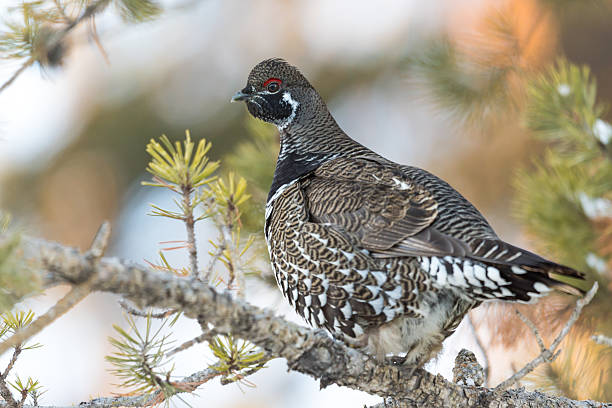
[231,58,316,129]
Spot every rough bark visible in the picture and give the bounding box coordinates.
[2,234,610,408]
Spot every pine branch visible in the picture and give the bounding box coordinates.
[3,233,610,408]
[0,0,113,93]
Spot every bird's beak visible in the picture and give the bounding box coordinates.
[231,90,251,103]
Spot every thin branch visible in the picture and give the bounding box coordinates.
[0,345,21,407]
[493,282,599,392]
[85,221,111,261]
[89,16,109,65]
[203,242,224,283]
[166,332,214,358]
[1,346,21,380]
[0,59,34,94]
[515,309,546,352]
[118,300,177,319]
[181,184,199,277]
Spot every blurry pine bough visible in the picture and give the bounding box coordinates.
[0,0,162,92]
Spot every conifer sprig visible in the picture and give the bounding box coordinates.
[106,314,177,398]
[515,60,612,273]
[0,310,44,407]
[143,130,220,277]
[0,0,164,93]
[525,60,611,161]
[209,334,268,387]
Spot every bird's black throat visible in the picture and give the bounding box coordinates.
[268,150,335,203]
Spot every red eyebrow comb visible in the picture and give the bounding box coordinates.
[264,78,282,87]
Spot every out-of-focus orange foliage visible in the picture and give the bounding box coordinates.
[448,0,557,69]
[39,150,120,249]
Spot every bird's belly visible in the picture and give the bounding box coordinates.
[365,291,474,366]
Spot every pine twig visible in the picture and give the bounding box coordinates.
[1,346,21,380]
[203,243,223,283]
[494,282,599,392]
[117,300,177,319]
[0,348,21,408]
[181,184,199,277]
[166,332,214,358]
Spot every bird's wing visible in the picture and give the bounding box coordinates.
[304,157,469,257]
[304,157,585,299]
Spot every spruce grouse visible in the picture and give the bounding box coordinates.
[231,58,584,366]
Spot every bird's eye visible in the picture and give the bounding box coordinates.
[264,78,282,93]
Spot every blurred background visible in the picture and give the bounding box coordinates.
[1,0,612,406]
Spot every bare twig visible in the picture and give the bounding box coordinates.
[85,221,111,261]
[494,282,599,392]
[89,16,110,65]
[117,300,177,319]
[515,310,546,352]
[166,331,214,358]
[0,60,34,94]
[592,334,612,347]
[203,242,224,283]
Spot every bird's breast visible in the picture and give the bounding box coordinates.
[264,180,435,341]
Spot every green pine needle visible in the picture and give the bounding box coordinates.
[106,314,177,397]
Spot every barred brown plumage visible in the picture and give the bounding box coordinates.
[232,58,585,366]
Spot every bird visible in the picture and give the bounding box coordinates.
[231,58,585,367]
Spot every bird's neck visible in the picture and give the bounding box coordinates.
[267,107,371,203]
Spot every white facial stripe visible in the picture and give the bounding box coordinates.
[277,92,299,130]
